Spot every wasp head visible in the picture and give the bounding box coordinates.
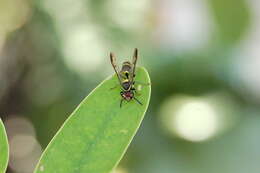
[120,90,134,101]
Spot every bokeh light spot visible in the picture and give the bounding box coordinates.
[4,116,42,173]
[174,101,217,142]
[62,25,106,75]
[159,93,239,142]
[0,0,31,33]
[10,134,38,158]
[105,0,150,31]
[5,116,36,139]
[154,0,214,51]
[232,0,260,102]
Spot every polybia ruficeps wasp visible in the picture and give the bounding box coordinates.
[110,48,148,108]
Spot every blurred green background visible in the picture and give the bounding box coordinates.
[1,0,260,173]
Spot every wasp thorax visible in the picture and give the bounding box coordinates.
[122,81,131,90]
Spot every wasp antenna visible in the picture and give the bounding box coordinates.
[110,52,115,63]
[133,48,138,58]
[110,51,122,84]
[109,51,117,68]
[131,48,138,81]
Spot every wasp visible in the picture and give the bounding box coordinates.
[110,48,143,108]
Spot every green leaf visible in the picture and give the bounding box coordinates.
[34,67,151,173]
[0,119,9,173]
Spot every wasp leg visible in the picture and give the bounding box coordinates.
[134,97,143,105]
[120,99,124,108]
